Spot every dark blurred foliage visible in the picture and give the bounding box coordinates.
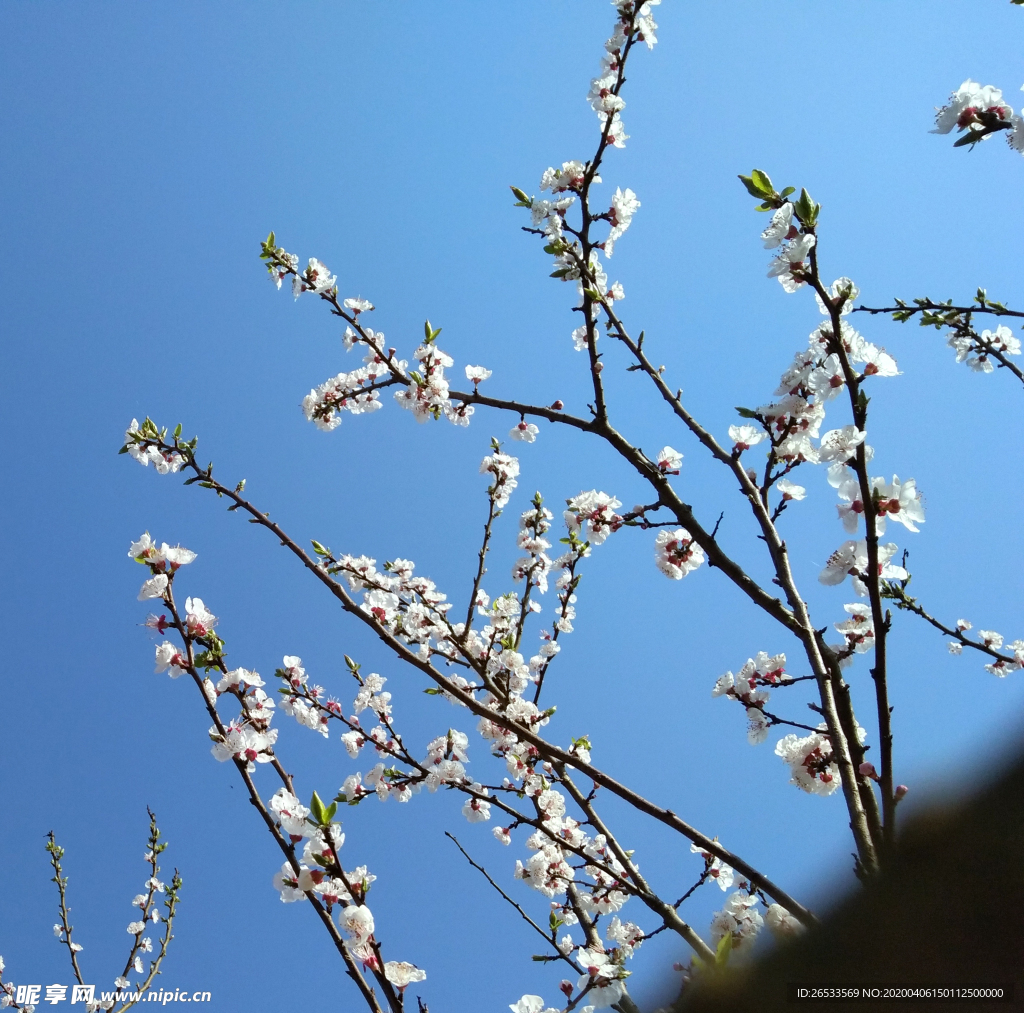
[651,750,1024,1013]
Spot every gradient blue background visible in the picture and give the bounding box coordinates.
[2,2,1022,1010]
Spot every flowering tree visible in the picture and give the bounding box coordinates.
[4,4,1023,1013]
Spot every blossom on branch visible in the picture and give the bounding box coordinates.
[654,528,705,579]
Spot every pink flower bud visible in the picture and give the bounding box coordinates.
[894,784,909,802]
[858,762,878,779]
[560,980,573,997]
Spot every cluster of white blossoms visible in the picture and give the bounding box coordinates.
[604,187,640,257]
[395,340,460,425]
[588,0,660,152]
[819,539,908,597]
[209,666,279,774]
[712,652,790,747]
[932,79,1024,153]
[709,889,763,955]
[124,419,184,474]
[289,256,336,298]
[738,235,927,600]
[947,621,1024,677]
[512,501,555,594]
[713,652,873,796]
[775,721,864,797]
[704,884,804,958]
[517,2,655,362]
[301,332,398,431]
[481,448,520,508]
[947,323,1021,373]
[511,997,591,1013]
[262,748,427,977]
[265,238,495,433]
[654,528,705,580]
[564,490,623,545]
[764,205,816,293]
[689,842,735,892]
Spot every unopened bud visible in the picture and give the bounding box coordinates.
[550,400,564,410]
[560,980,573,997]
[894,784,909,802]
[858,762,878,780]
[594,361,604,373]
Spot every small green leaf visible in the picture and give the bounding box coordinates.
[751,169,774,194]
[794,187,820,226]
[734,406,759,419]
[323,802,338,823]
[173,423,182,439]
[738,173,771,199]
[715,932,732,966]
[310,791,327,824]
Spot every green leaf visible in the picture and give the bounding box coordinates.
[118,445,129,454]
[173,423,182,439]
[780,186,796,197]
[510,186,531,205]
[309,791,327,824]
[323,802,338,823]
[738,172,772,199]
[734,406,759,419]
[794,187,820,226]
[751,169,774,194]
[715,932,732,966]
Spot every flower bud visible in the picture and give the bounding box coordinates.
[894,784,909,802]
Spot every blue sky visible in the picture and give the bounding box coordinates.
[2,2,1023,1011]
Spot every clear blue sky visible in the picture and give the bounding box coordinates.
[2,3,1022,1011]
